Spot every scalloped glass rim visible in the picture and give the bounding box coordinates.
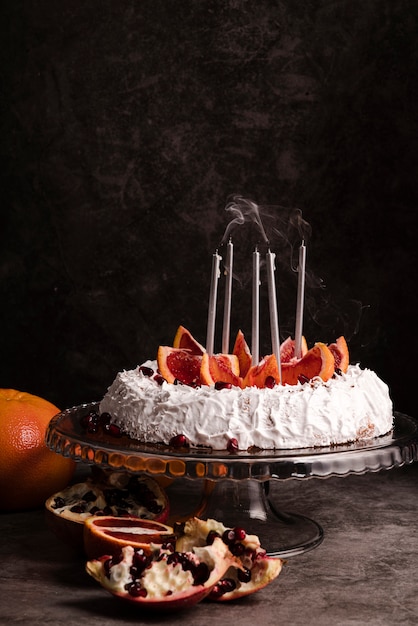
[45,403,418,481]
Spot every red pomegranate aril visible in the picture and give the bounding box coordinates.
[215,381,232,390]
[154,374,165,385]
[104,423,123,438]
[192,562,210,586]
[169,434,189,448]
[206,530,221,545]
[211,578,237,598]
[231,542,245,557]
[126,581,148,598]
[298,374,310,384]
[233,527,246,541]
[227,438,239,453]
[265,376,276,389]
[139,365,154,377]
[237,566,252,583]
[99,412,111,427]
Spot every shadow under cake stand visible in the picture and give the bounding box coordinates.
[46,405,418,558]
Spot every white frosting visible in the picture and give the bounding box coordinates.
[99,361,393,450]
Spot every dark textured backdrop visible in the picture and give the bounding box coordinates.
[1,1,417,415]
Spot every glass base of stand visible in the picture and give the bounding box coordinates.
[193,479,324,558]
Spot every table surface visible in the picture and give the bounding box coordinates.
[1,461,418,626]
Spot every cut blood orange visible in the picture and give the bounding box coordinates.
[280,336,308,363]
[328,336,349,373]
[84,516,175,559]
[281,342,335,385]
[200,353,242,387]
[157,347,202,385]
[243,354,281,388]
[232,330,252,378]
[172,326,205,355]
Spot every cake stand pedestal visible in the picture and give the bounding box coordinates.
[46,405,418,557]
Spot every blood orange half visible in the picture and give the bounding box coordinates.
[84,516,175,559]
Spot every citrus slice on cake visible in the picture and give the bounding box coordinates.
[281,342,335,385]
[84,515,175,559]
[157,347,203,385]
[232,330,252,378]
[280,336,308,362]
[200,353,242,387]
[328,336,349,373]
[173,326,205,355]
[243,354,281,388]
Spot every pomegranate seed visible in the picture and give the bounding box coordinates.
[139,365,154,377]
[81,490,96,502]
[298,374,310,384]
[222,528,236,545]
[104,423,123,438]
[192,562,210,585]
[169,434,189,448]
[52,497,65,509]
[237,566,252,583]
[99,412,111,427]
[206,530,221,545]
[70,504,85,514]
[154,374,165,385]
[233,527,246,541]
[265,376,276,389]
[215,381,232,390]
[104,558,113,578]
[126,581,148,597]
[211,578,237,597]
[231,542,245,556]
[227,438,239,453]
[334,367,343,376]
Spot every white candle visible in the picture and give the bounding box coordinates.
[206,250,222,356]
[294,240,306,359]
[266,249,282,381]
[222,239,233,354]
[251,247,260,365]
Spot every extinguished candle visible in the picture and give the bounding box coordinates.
[206,250,222,356]
[222,239,233,354]
[266,249,282,381]
[294,240,306,359]
[252,247,260,365]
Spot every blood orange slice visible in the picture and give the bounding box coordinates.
[243,354,281,388]
[328,336,349,373]
[280,336,308,363]
[232,330,252,378]
[157,347,202,385]
[172,326,205,355]
[84,516,175,559]
[281,342,335,385]
[200,353,242,387]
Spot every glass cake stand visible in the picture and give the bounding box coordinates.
[45,404,418,557]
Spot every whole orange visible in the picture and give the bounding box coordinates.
[0,389,75,511]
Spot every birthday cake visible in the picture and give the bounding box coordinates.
[99,327,394,451]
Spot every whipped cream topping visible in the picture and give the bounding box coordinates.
[99,362,393,450]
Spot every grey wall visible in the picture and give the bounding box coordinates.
[2,1,417,415]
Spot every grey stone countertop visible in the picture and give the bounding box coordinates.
[1,461,418,626]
